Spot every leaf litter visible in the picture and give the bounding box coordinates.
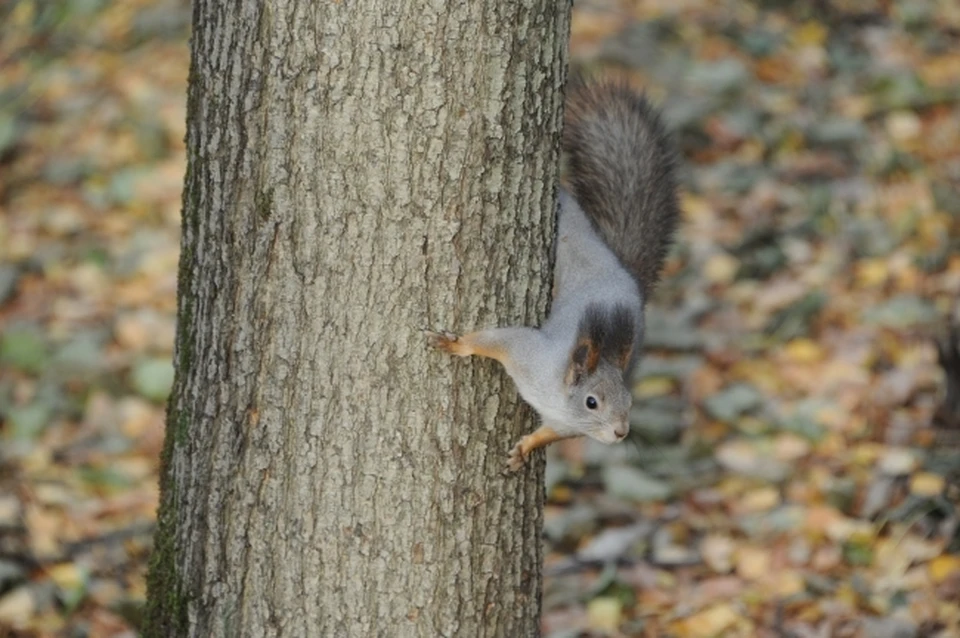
[2,0,960,636]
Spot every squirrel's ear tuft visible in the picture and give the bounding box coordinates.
[604,304,636,371]
[565,339,600,386]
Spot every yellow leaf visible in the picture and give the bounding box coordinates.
[681,193,715,222]
[826,517,873,543]
[852,442,883,466]
[48,563,84,591]
[928,555,960,584]
[837,95,872,119]
[549,485,572,503]
[783,338,824,364]
[780,128,805,152]
[936,601,960,626]
[735,546,770,581]
[815,432,845,457]
[804,505,844,536]
[682,604,740,638]
[736,140,764,163]
[704,253,739,285]
[835,581,858,608]
[656,570,677,588]
[770,570,805,597]
[0,587,34,627]
[791,21,827,47]
[587,597,622,631]
[919,54,960,88]
[635,377,674,398]
[120,397,160,438]
[739,487,780,513]
[856,258,889,288]
[910,472,945,497]
[886,111,922,143]
[773,433,811,462]
[736,415,767,435]
[812,545,842,571]
[25,505,60,559]
[701,535,735,573]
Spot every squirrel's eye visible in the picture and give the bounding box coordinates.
[585,396,598,410]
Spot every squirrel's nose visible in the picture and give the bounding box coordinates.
[614,421,629,440]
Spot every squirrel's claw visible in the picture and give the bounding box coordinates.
[505,442,527,473]
[424,329,461,354]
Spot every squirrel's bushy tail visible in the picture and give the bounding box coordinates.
[563,79,679,292]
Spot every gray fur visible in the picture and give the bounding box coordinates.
[563,79,679,293]
[509,192,643,441]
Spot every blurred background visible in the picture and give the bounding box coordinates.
[1,0,959,636]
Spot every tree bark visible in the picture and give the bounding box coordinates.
[145,1,570,636]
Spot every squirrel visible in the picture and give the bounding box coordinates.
[426,79,679,472]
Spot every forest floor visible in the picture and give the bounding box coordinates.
[2,0,960,636]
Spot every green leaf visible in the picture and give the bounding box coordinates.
[1,327,49,375]
[842,540,874,566]
[602,465,672,502]
[78,466,136,490]
[703,384,763,423]
[6,403,53,440]
[862,295,938,328]
[131,358,174,402]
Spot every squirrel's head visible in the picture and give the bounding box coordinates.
[563,305,636,444]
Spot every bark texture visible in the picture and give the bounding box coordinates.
[145,1,570,636]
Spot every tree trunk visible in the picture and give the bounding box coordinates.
[145,1,570,636]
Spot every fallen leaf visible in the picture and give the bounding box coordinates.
[715,439,789,481]
[877,448,918,476]
[782,338,825,364]
[700,535,735,573]
[0,587,34,627]
[735,546,770,581]
[704,253,739,285]
[602,465,672,502]
[131,357,174,402]
[773,433,811,462]
[768,569,805,597]
[681,603,740,638]
[909,472,945,497]
[586,597,622,632]
[738,486,780,513]
[928,555,960,584]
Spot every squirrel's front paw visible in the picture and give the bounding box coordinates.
[505,441,527,473]
[424,329,462,355]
